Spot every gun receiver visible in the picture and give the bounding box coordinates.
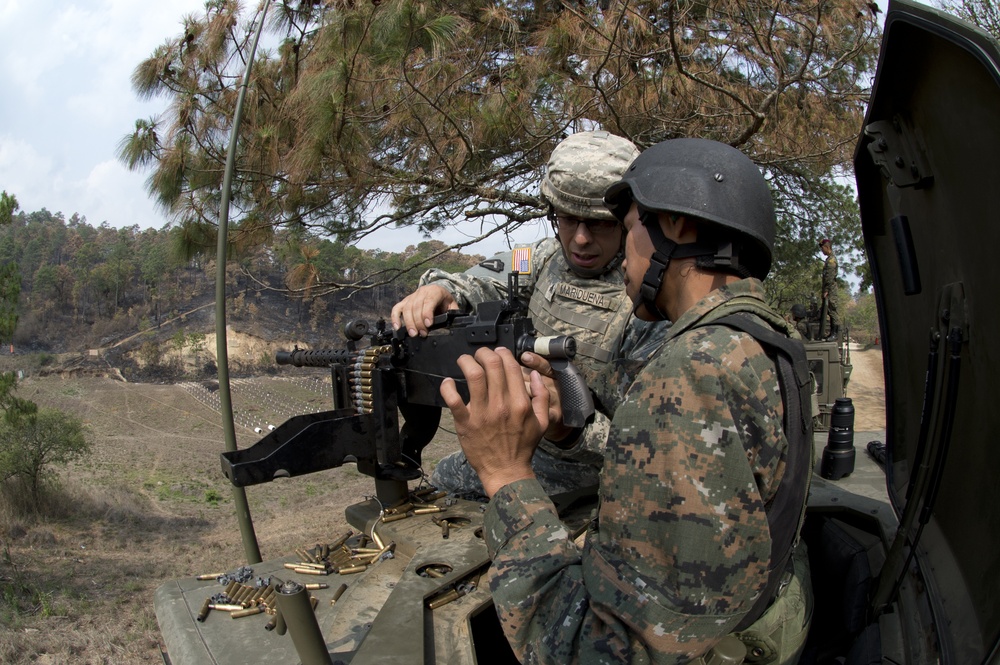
[220,273,595,503]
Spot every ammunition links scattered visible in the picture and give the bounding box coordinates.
[378,487,448,526]
[194,486,453,625]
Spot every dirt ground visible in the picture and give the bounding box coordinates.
[0,347,886,664]
[844,344,886,431]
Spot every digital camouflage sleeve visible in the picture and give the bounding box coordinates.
[483,279,793,664]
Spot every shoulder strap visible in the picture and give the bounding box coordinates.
[707,314,813,630]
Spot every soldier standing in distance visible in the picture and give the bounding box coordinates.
[391,130,649,499]
[441,138,813,664]
[819,237,840,340]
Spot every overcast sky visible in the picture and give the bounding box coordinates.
[0,0,894,256]
[0,1,206,230]
[0,0,548,255]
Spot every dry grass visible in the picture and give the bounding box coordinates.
[0,348,885,663]
[0,374,456,664]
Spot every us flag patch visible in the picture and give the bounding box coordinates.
[512,247,532,275]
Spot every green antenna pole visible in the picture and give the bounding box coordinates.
[217,2,271,565]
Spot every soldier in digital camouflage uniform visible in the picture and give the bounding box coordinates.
[819,238,840,340]
[392,130,651,499]
[791,303,811,340]
[441,138,813,664]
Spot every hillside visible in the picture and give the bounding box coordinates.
[0,210,488,370]
[0,344,887,664]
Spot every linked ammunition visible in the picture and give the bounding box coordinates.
[231,606,265,619]
[196,597,212,622]
[223,580,240,597]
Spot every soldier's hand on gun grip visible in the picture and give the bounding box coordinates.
[518,352,575,443]
[391,284,459,337]
[440,347,550,498]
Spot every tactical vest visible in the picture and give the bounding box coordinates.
[685,300,814,665]
[525,244,632,385]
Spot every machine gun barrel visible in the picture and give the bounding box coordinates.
[276,348,356,367]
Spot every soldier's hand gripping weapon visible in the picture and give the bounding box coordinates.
[220,273,595,502]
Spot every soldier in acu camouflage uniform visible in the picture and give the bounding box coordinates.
[441,138,814,664]
[392,130,643,499]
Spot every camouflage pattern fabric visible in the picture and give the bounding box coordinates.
[430,440,600,501]
[483,279,804,664]
[795,318,811,341]
[524,241,632,385]
[425,237,634,498]
[822,253,840,327]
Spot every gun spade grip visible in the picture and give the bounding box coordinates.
[549,359,595,429]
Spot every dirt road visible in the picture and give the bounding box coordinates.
[844,345,886,432]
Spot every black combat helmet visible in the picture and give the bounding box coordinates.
[605,138,776,281]
[602,138,776,320]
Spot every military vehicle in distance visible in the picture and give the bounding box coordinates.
[794,298,855,432]
[154,1,1000,662]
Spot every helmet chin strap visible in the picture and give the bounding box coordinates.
[637,210,717,321]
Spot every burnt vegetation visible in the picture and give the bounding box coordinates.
[0,208,484,382]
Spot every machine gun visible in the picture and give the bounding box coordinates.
[220,273,594,505]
